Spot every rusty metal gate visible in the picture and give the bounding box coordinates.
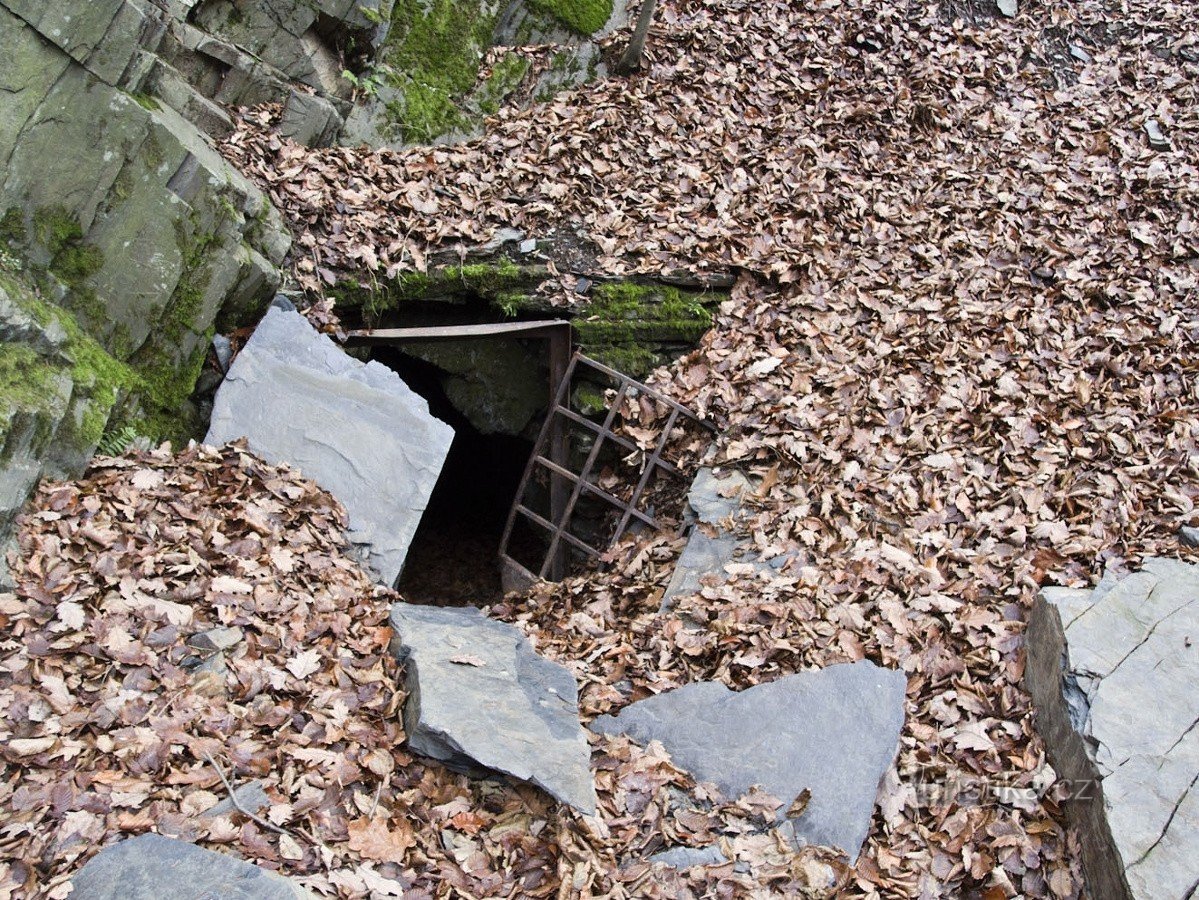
[346,322,708,591]
[498,351,711,588]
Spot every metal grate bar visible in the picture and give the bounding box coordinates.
[499,351,708,587]
[514,505,602,558]
[538,381,629,579]
[612,406,680,542]
[532,456,660,529]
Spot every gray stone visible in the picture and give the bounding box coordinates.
[201,780,272,819]
[68,833,312,899]
[400,338,546,436]
[212,334,233,373]
[206,308,453,586]
[1026,558,1199,900]
[389,602,597,814]
[278,90,345,148]
[647,845,729,868]
[662,529,741,604]
[1144,120,1170,151]
[1069,44,1093,63]
[590,661,907,860]
[996,0,1018,16]
[686,469,751,526]
[1180,525,1199,548]
[662,469,777,608]
[188,625,243,652]
[519,238,538,254]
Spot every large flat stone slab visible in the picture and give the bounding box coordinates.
[68,834,312,899]
[1026,557,1199,900]
[590,661,906,860]
[389,603,597,814]
[206,308,453,586]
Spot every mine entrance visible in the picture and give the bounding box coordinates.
[348,322,571,606]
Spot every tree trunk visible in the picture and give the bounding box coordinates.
[615,0,658,74]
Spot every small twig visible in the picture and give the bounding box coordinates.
[202,751,297,840]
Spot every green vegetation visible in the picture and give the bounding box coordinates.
[379,0,500,141]
[574,282,721,377]
[335,257,543,323]
[478,53,530,116]
[0,271,139,452]
[130,92,161,111]
[528,0,612,35]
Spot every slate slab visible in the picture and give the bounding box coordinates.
[591,660,907,860]
[662,468,789,609]
[389,603,597,814]
[206,308,453,586]
[68,833,312,899]
[1026,557,1199,900]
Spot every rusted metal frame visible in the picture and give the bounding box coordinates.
[498,352,581,568]
[344,320,572,344]
[545,327,572,579]
[513,505,603,558]
[611,406,681,543]
[531,455,660,530]
[538,380,630,580]
[553,405,684,477]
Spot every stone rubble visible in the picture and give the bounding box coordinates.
[206,308,454,586]
[661,468,789,609]
[68,834,313,899]
[389,602,598,814]
[1025,557,1199,900]
[591,660,908,860]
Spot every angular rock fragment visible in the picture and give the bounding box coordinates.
[662,468,787,609]
[389,603,597,814]
[206,308,453,585]
[68,833,312,899]
[1026,557,1198,900]
[591,660,907,860]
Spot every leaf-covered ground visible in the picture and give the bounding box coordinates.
[220,0,1198,891]
[3,0,1198,896]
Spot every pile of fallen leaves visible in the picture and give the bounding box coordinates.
[217,0,1199,895]
[0,444,846,898]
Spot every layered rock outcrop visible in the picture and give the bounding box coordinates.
[0,0,297,537]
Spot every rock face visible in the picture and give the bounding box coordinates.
[69,834,312,899]
[1025,557,1199,900]
[590,661,907,860]
[389,602,597,814]
[0,0,295,541]
[206,308,453,586]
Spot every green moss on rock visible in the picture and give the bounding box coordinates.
[380,0,500,142]
[575,281,720,377]
[528,0,613,35]
[0,271,138,454]
[478,53,530,115]
[336,257,546,323]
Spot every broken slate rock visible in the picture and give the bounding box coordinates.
[1143,119,1170,151]
[389,603,597,814]
[1026,558,1198,900]
[201,779,272,819]
[996,0,1018,16]
[206,308,453,586]
[1180,524,1199,548]
[591,660,907,860]
[68,833,312,899]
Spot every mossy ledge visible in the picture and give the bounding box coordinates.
[331,257,551,324]
[0,268,138,455]
[331,259,721,380]
[574,281,722,377]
